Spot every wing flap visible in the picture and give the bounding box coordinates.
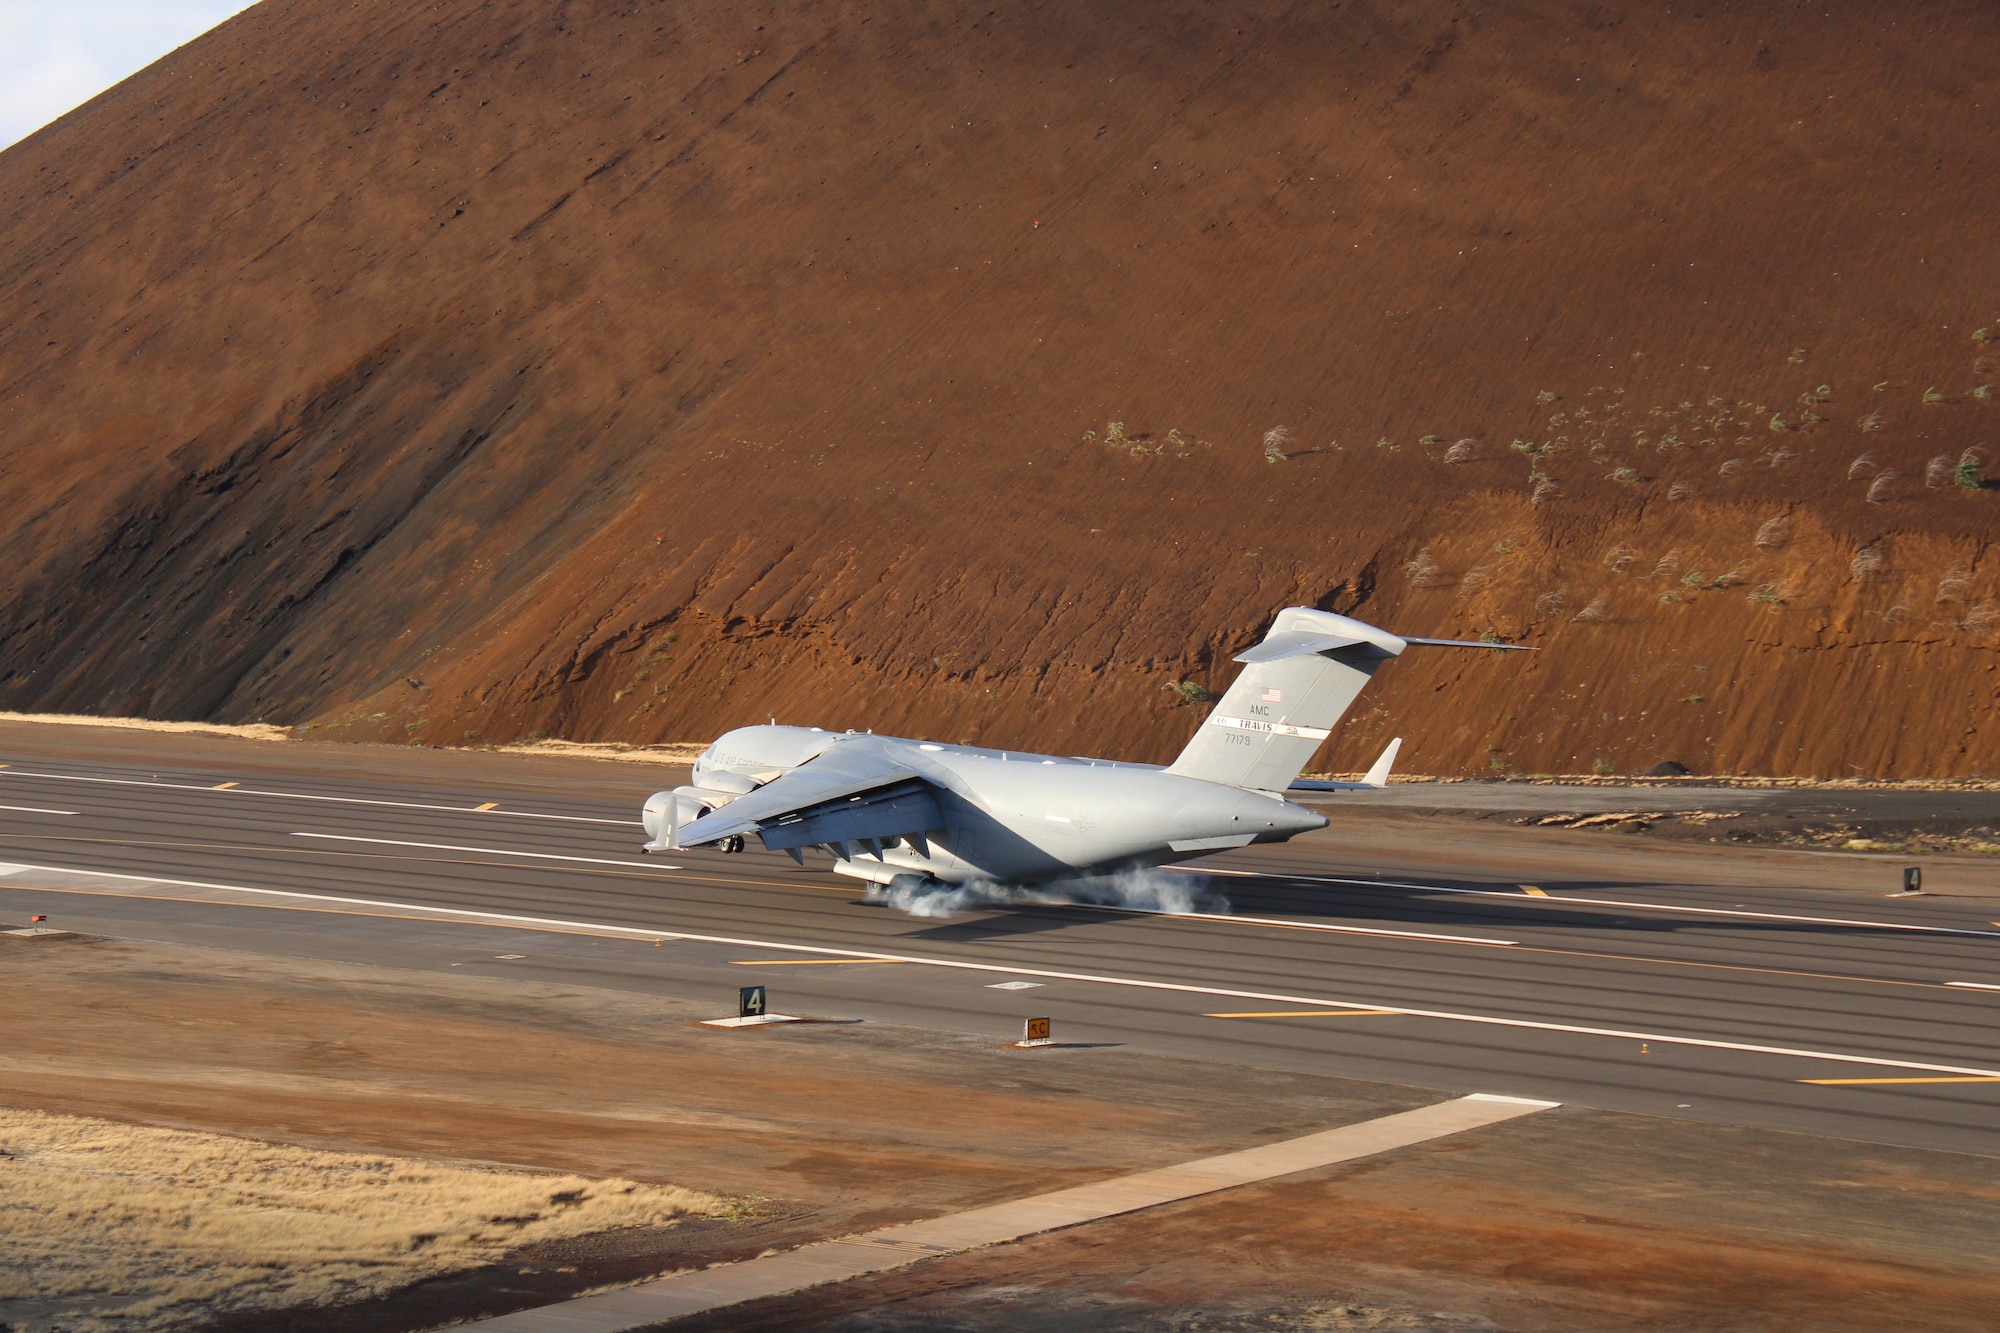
[670,739,941,851]
[757,779,944,852]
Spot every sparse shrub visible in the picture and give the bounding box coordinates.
[1105,421,1127,445]
[1977,386,1994,402]
[1651,550,1682,579]
[1443,439,1476,464]
[1535,590,1565,615]
[1262,425,1292,462]
[1978,354,1998,377]
[1668,481,1696,501]
[1459,566,1492,595]
[1856,411,1886,434]
[1957,447,1987,491]
[1611,466,1641,485]
[1404,548,1440,587]
[1926,453,1956,487]
[1164,680,1215,706]
[1710,562,1751,588]
[1937,568,1973,604]
[1958,602,2000,634]
[1681,693,1706,703]
[1768,413,1789,432]
[1850,544,1884,580]
[1748,583,1788,608]
[1536,389,1557,404]
[1718,458,1747,477]
[1531,479,1560,504]
[1592,759,1615,775]
[1923,386,1946,406]
[1603,544,1637,573]
[1976,327,1994,344]
[1754,516,1789,550]
[1762,446,1795,467]
[1573,593,1610,622]
[1847,452,1878,479]
[1866,470,1899,503]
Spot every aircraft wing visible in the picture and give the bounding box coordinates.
[672,741,945,854]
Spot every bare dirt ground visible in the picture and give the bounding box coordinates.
[0,1108,719,1333]
[2,1,1998,779]
[4,925,1998,1333]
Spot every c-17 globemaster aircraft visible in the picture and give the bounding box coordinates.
[641,607,1528,889]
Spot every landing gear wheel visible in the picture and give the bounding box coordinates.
[720,835,746,854]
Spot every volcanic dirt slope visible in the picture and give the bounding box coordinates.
[0,0,1996,778]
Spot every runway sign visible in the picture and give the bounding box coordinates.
[740,985,767,1019]
[1018,1016,1054,1047]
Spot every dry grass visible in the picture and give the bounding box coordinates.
[495,739,709,764]
[0,712,290,742]
[0,1109,724,1333]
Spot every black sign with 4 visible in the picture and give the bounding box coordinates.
[740,985,767,1018]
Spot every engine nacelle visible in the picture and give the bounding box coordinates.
[641,790,712,849]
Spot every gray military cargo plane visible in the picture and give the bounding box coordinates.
[641,607,1527,888]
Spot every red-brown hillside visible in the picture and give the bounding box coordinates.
[1,0,1996,777]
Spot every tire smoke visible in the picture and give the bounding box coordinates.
[864,868,1228,919]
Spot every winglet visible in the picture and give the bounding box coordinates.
[1362,737,1402,788]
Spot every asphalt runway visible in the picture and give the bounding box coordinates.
[2,741,1998,1157]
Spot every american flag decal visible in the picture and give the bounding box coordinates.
[1262,687,1283,703]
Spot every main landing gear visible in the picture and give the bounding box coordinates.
[719,835,746,854]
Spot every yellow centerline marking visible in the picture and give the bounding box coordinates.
[1519,885,1549,897]
[1206,1009,1398,1019]
[1802,1076,2000,1085]
[732,958,910,966]
[475,802,499,811]
[212,781,238,790]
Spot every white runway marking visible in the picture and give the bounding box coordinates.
[0,768,641,826]
[292,831,667,869]
[293,834,1516,945]
[0,804,77,815]
[8,856,2000,1083]
[1947,981,2000,992]
[1186,867,2000,939]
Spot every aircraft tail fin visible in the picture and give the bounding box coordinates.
[1361,737,1402,787]
[1165,609,1524,791]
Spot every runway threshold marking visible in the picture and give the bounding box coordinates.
[0,768,640,826]
[11,857,2000,1085]
[1189,868,2000,939]
[287,833,1518,946]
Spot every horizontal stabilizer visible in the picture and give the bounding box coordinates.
[1232,631,1370,664]
[1400,636,1536,651]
